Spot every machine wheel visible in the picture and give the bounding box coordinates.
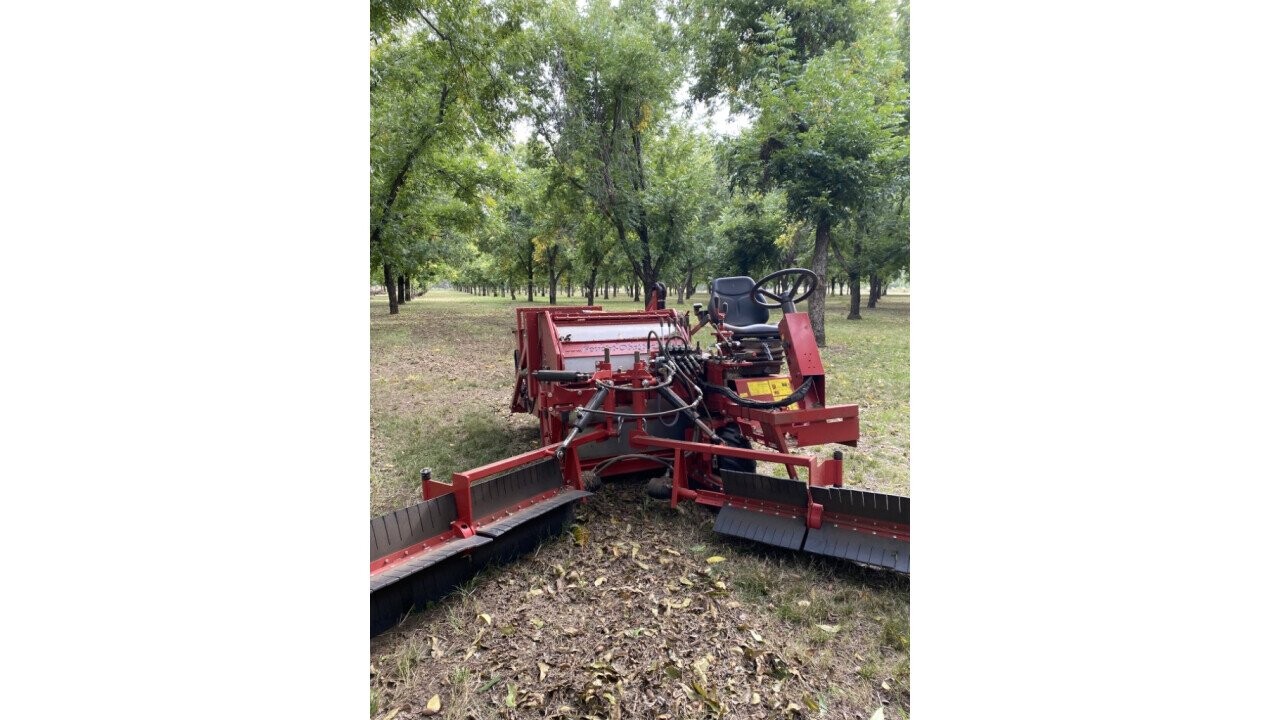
[645,474,673,500]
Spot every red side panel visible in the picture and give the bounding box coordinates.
[779,312,824,376]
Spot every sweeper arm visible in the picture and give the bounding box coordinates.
[369,433,602,635]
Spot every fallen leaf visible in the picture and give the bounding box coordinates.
[881,680,892,691]
[478,613,492,625]
[816,623,841,633]
[706,556,726,564]
[870,707,885,720]
[538,662,550,681]
[797,600,811,608]
[505,683,518,708]
[477,676,502,693]
[594,576,607,587]
[424,695,441,716]
[750,629,763,642]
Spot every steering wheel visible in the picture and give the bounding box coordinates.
[752,268,819,313]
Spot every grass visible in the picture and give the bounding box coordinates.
[369,287,910,719]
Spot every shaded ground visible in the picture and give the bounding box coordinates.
[371,289,910,720]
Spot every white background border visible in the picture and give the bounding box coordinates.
[2,1,1278,716]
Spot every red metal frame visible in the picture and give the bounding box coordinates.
[375,285,905,593]
[503,297,878,535]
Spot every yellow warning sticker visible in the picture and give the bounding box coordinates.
[745,378,795,405]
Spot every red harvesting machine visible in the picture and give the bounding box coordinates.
[370,268,909,635]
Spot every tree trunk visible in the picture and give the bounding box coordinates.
[676,282,685,304]
[548,247,558,306]
[383,263,398,315]
[868,274,879,309]
[847,270,862,320]
[685,268,696,300]
[809,216,832,346]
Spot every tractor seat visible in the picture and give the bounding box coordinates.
[709,276,779,338]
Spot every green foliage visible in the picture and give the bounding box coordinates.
[725,11,907,229]
[680,0,872,112]
[368,0,908,306]
[712,190,787,278]
[520,0,694,288]
[369,0,530,292]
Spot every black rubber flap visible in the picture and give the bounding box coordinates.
[714,506,807,550]
[476,489,592,538]
[809,486,909,526]
[803,526,909,573]
[370,494,459,562]
[371,545,480,636]
[470,498,581,569]
[470,457,563,519]
[370,534,491,592]
[720,470,810,507]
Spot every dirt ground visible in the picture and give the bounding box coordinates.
[370,290,910,720]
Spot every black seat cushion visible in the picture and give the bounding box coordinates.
[709,276,778,337]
